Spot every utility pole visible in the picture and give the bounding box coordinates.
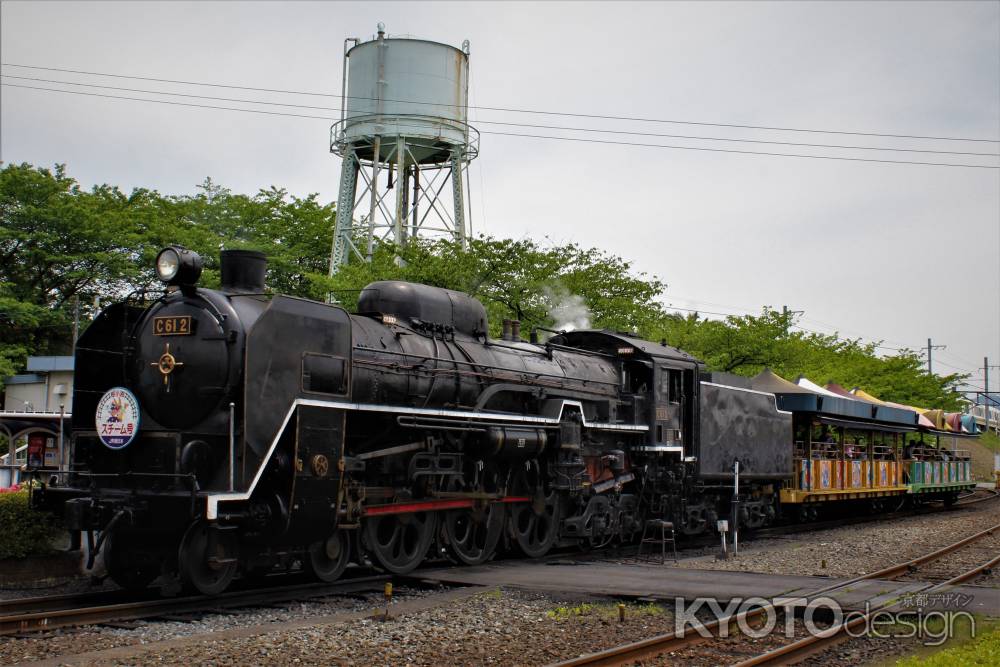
[781,305,803,337]
[926,338,945,374]
[71,297,80,355]
[985,357,1000,434]
[986,357,990,434]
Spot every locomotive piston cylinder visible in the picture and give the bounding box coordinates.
[485,426,547,459]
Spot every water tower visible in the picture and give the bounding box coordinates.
[328,24,479,273]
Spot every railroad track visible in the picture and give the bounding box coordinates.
[2,588,154,617]
[0,574,393,636]
[5,489,995,640]
[582,486,999,563]
[732,524,1000,666]
[747,486,998,541]
[549,519,1000,667]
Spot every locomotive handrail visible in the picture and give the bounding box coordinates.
[205,396,649,520]
[353,344,620,384]
[356,360,617,401]
[543,342,617,359]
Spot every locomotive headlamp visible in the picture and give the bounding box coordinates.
[156,248,180,281]
[155,246,203,286]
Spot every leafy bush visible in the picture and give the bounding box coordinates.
[895,624,1000,666]
[0,489,59,559]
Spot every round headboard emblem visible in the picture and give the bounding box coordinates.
[95,387,141,449]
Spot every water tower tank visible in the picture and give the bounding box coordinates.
[341,33,470,164]
[329,25,479,275]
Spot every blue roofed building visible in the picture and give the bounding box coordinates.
[1,356,75,485]
[2,356,75,413]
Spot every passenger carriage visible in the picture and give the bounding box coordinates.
[745,369,976,516]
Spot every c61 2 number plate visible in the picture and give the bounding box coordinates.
[153,315,192,336]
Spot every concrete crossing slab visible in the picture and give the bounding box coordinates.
[417,560,1000,615]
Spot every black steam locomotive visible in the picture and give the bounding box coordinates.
[35,247,791,595]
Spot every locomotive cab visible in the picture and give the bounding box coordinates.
[550,330,700,456]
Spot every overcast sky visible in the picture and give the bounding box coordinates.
[2,1,998,392]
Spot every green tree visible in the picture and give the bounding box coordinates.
[1,163,139,381]
[327,236,667,338]
[0,162,966,411]
[0,163,340,389]
[650,308,966,410]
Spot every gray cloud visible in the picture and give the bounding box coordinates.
[2,1,997,384]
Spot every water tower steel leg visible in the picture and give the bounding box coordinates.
[368,135,382,255]
[464,161,474,239]
[401,164,411,245]
[450,151,467,249]
[412,165,420,239]
[394,136,406,246]
[330,148,359,275]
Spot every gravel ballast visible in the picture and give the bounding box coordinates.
[3,499,998,666]
[674,500,1000,579]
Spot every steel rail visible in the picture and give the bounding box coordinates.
[732,541,1000,666]
[592,488,998,571]
[0,574,390,636]
[741,487,996,542]
[550,520,1000,667]
[1,589,146,616]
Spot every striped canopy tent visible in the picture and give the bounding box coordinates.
[945,412,965,433]
[750,368,815,394]
[796,377,877,419]
[752,370,878,420]
[850,388,936,428]
[922,409,952,431]
[824,382,856,399]
[796,377,855,399]
[960,414,980,434]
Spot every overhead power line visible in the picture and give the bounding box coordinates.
[477,120,998,157]
[931,358,976,374]
[2,82,332,120]
[3,62,999,144]
[480,130,999,169]
[4,74,997,158]
[4,82,997,170]
[6,74,996,158]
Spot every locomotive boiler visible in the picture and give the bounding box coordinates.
[34,247,793,595]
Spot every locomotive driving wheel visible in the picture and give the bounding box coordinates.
[509,468,562,558]
[178,521,238,595]
[363,511,437,574]
[444,501,505,565]
[305,530,351,582]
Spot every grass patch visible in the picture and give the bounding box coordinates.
[890,616,1000,666]
[894,626,1000,666]
[968,431,1000,481]
[978,430,1000,452]
[546,601,665,620]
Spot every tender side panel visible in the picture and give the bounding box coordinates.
[697,382,793,480]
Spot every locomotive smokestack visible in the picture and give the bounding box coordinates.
[502,319,512,341]
[220,250,267,293]
[511,320,521,342]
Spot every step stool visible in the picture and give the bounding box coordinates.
[637,519,678,564]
